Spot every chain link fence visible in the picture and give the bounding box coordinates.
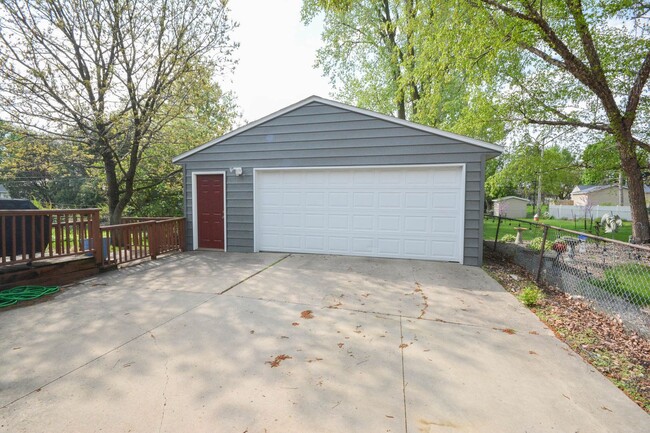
[486,215,650,337]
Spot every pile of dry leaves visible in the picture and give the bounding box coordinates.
[483,249,650,413]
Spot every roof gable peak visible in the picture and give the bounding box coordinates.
[173,95,503,163]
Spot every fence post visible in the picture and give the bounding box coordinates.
[493,215,502,251]
[91,209,103,265]
[149,221,159,260]
[536,225,549,283]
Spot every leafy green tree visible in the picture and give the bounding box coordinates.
[0,128,102,207]
[580,138,622,186]
[302,0,507,142]
[467,0,650,242]
[128,79,239,217]
[312,0,650,242]
[0,0,237,223]
[486,141,581,205]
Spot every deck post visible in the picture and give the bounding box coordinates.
[179,218,187,252]
[91,209,103,265]
[150,221,159,260]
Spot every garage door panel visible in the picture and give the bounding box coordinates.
[305,214,326,228]
[304,235,325,250]
[379,171,403,185]
[261,192,282,206]
[352,237,374,254]
[328,214,349,229]
[283,235,301,248]
[378,215,400,231]
[264,213,282,227]
[405,192,428,209]
[404,170,431,185]
[404,239,427,255]
[282,213,302,228]
[378,192,401,208]
[283,192,302,207]
[329,172,352,185]
[305,192,324,207]
[261,233,281,249]
[353,215,374,230]
[328,192,349,207]
[433,167,462,186]
[377,239,400,254]
[353,170,376,184]
[353,192,374,207]
[328,237,349,251]
[432,217,458,234]
[256,166,463,262]
[404,216,427,233]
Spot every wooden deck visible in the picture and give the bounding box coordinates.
[0,209,186,290]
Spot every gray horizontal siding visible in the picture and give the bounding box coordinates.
[181,101,497,265]
[183,153,484,170]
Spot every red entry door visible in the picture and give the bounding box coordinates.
[196,174,225,249]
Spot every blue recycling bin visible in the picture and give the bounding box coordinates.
[84,237,110,260]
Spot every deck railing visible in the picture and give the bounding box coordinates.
[0,209,185,268]
[101,217,185,266]
[0,209,103,266]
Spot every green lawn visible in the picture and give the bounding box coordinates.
[483,216,633,242]
[590,263,650,306]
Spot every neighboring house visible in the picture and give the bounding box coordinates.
[173,96,503,266]
[0,184,10,199]
[570,184,650,206]
[493,196,529,218]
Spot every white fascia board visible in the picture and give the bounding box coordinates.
[173,95,504,163]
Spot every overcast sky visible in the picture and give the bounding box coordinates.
[225,0,334,124]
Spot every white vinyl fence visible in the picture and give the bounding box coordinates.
[548,204,632,221]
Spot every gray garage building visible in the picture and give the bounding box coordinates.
[173,96,502,266]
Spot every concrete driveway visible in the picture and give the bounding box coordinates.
[0,252,648,432]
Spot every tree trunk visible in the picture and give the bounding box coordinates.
[620,148,650,243]
[102,152,121,224]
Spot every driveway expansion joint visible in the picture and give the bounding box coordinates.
[219,254,291,295]
[399,315,409,433]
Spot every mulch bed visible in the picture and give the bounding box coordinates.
[484,248,650,412]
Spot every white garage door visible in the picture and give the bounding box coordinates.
[255,165,464,262]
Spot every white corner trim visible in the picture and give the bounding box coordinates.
[191,171,227,251]
[458,163,466,265]
[173,95,504,163]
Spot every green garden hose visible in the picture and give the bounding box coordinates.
[0,286,59,308]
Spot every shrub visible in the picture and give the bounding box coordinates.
[500,234,517,243]
[528,237,552,252]
[519,286,544,307]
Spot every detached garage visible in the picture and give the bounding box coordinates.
[173,96,502,266]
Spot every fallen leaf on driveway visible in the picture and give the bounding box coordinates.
[266,354,292,368]
[493,327,516,335]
